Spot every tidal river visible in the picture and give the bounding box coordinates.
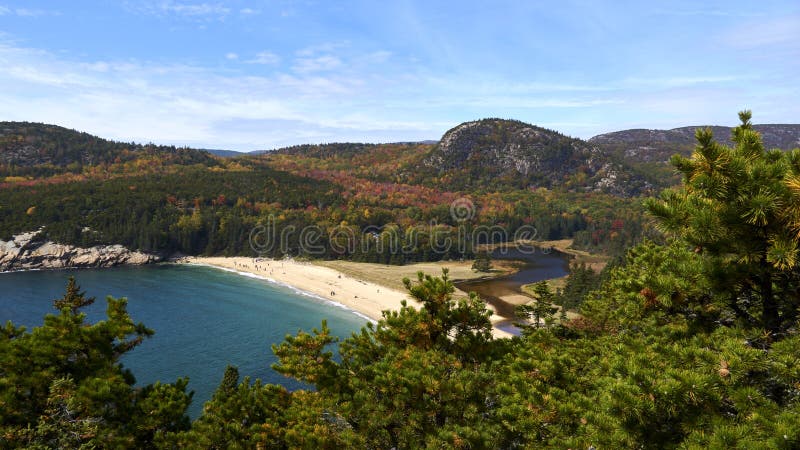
[454,246,571,334]
[0,264,367,418]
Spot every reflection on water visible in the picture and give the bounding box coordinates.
[454,245,570,332]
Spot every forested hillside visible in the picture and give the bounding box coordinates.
[5,116,793,262]
[0,122,218,178]
[3,112,800,448]
[0,121,650,259]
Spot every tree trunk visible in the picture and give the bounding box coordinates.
[761,272,779,334]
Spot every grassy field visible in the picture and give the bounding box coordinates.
[314,259,516,292]
[533,239,609,272]
[522,275,568,295]
[317,240,605,294]
[317,239,603,321]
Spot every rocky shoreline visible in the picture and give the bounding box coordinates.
[0,230,161,272]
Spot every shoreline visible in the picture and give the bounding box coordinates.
[188,261,378,324]
[3,257,516,338]
[183,257,514,338]
[183,256,420,325]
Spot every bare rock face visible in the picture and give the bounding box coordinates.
[0,229,161,271]
[421,118,653,196]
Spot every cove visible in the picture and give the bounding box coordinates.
[0,264,368,418]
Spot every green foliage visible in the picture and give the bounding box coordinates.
[0,279,192,448]
[53,276,95,313]
[580,240,716,332]
[494,324,800,448]
[163,369,359,449]
[0,121,218,178]
[515,280,558,331]
[7,239,800,448]
[472,250,493,272]
[6,111,800,448]
[0,168,342,254]
[268,269,503,448]
[556,262,602,310]
[645,111,800,334]
[0,123,651,262]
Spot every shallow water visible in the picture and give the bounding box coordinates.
[454,246,570,331]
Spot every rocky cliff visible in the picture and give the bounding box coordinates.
[420,118,654,196]
[0,230,161,271]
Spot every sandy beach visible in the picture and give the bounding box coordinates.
[184,256,513,338]
[185,256,420,323]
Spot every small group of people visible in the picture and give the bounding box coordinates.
[231,259,284,276]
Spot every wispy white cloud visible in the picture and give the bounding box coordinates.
[247,51,280,65]
[0,37,765,146]
[14,8,55,17]
[621,75,742,89]
[421,78,616,95]
[0,0,796,153]
[296,42,350,57]
[0,38,419,149]
[0,5,58,16]
[126,1,230,20]
[360,50,392,64]
[292,55,343,73]
[721,16,800,49]
[651,8,766,18]
[389,94,625,110]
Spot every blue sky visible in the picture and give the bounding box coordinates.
[0,1,797,150]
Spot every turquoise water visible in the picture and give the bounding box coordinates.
[0,264,369,418]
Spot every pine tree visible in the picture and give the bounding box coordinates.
[269,270,502,448]
[646,111,800,335]
[0,279,191,447]
[516,281,558,330]
[558,263,601,310]
[53,276,95,313]
[472,250,493,272]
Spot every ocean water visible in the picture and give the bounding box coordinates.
[0,264,369,418]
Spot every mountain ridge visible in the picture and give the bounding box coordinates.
[417,118,654,195]
[589,124,800,163]
[4,119,799,195]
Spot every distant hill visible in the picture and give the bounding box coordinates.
[418,118,654,195]
[261,119,660,196]
[274,143,383,158]
[267,140,439,158]
[0,122,218,177]
[203,149,272,157]
[0,120,661,258]
[8,119,796,196]
[589,124,800,163]
[203,149,244,158]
